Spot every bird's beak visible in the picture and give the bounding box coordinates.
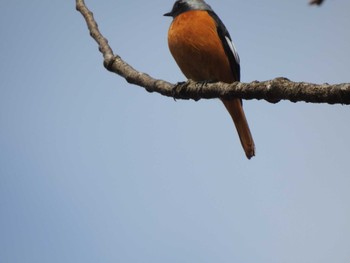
[163,11,173,17]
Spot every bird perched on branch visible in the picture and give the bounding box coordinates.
[164,0,255,159]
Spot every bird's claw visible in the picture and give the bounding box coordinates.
[172,81,187,101]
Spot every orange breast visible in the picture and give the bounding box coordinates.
[168,10,234,83]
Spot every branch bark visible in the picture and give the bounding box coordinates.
[76,0,349,105]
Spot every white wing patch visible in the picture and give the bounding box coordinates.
[225,36,240,65]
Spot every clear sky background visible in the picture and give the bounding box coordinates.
[1,0,350,262]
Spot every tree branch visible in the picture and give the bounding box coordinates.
[76,0,349,105]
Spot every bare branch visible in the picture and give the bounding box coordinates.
[167,79,350,105]
[76,0,349,105]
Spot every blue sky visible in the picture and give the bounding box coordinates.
[1,1,350,262]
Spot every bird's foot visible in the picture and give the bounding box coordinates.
[171,81,187,101]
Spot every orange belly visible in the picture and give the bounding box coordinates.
[167,10,234,83]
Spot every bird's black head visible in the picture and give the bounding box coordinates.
[164,0,212,18]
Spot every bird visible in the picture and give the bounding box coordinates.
[164,0,255,159]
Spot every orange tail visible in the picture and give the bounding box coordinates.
[222,99,255,159]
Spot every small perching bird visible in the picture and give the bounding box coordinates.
[164,0,255,159]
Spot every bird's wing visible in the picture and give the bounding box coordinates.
[207,11,240,81]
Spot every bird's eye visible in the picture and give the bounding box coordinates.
[173,1,183,11]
